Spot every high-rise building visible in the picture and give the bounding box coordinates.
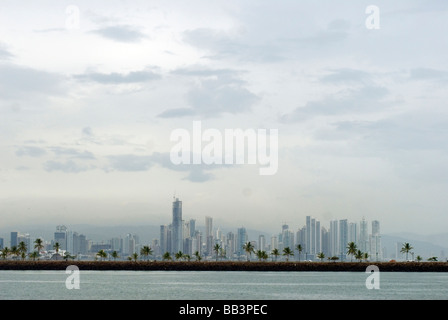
[258,235,266,252]
[10,231,18,248]
[160,225,169,254]
[330,220,339,257]
[370,220,382,261]
[54,225,68,251]
[236,227,247,257]
[171,198,183,254]
[359,217,369,253]
[339,219,348,260]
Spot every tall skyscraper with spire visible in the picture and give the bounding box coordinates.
[171,197,183,253]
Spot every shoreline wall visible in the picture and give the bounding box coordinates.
[0,261,447,272]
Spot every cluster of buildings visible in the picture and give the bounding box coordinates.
[158,198,383,261]
[0,197,383,261]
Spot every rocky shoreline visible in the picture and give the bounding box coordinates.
[0,260,447,272]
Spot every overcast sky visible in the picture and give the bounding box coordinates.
[0,0,447,235]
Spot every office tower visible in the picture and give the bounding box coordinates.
[330,220,339,257]
[310,218,316,254]
[205,216,213,238]
[259,235,266,252]
[315,220,321,254]
[305,216,311,254]
[339,219,348,259]
[226,232,235,257]
[370,220,382,261]
[151,239,160,257]
[270,235,278,250]
[17,233,31,253]
[66,230,73,254]
[54,225,67,251]
[188,219,196,238]
[359,217,369,253]
[123,233,136,256]
[194,230,202,256]
[204,216,213,255]
[171,198,183,254]
[110,237,121,252]
[237,227,247,257]
[348,222,358,245]
[160,225,168,254]
[10,231,18,248]
[295,226,306,249]
[321,227,330,257]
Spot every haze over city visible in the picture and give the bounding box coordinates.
[1,0,447,236]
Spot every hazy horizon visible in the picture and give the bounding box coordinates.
[1,1,447,236]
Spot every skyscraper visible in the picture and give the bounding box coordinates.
[339,219,348,260]
[171,198,183,253]
[359,217,369,253]
[237,227,247,257]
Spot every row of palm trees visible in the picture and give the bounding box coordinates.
[1,239,438,263]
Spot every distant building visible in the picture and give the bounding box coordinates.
[171,198,183,254]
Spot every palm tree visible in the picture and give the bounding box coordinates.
[175,251,184,261]
[34,238,44,255]
[242,242,254,261]
[355,250,364,262]
[53,242,61,254]
[11,246,19,259]
[1,247,10,260]
[18,241,27,260]
[271,248,280,262]
[427,257,438,262]
[29,251,39,261]
[346,242,357,262]
[282,247,293,262]
[317,252,325,262]
[213,244,221,261]
[111,251,119,261]
[255,250,264,261]
[295,244,303,262]
[131,252,139,262]
[400,243,413,261]
[96,249,107,261]
[416,255,422,262]
[64,252,76,261]
[363,252,369,262]
[162,252,172,261]
[140,246,153,261]
[194,251,202,261]
[184,254,191,262]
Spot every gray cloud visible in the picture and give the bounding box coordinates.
[74,69,161,84]
[44,160,92,173]
[0,64,64,99]
[49,147,96,160]
[106,152,232,182]
[158,67,259,118]
[409,68,448,82]
[15,146,47,158]
[280,86,389,123]
[320,68,373,85]
[0,44,13,60]
[91,25,147,43]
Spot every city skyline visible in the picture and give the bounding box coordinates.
[1,1,448,236]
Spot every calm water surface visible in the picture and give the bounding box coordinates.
[0,270,447,300]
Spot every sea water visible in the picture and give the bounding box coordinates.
[0,270,447,300]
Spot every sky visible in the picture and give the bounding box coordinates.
[0,0,447,235]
